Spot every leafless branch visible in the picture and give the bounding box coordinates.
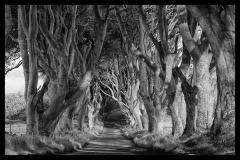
[9,34,18,43]
[5,61,22,75]
[177,5,202,64]
[72,29,86,79]
[54,9,60,39]
[60,15,68,48]
[47,5,55,35]
[68,44,75,77]
[67,5,78,53]
[98,76,118,101]
[39,5,60,52]
[138,5,160,53]
[100,88,117,102]
[37,48,56,79]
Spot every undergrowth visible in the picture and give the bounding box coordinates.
[122,126,235,155]
[5,129,91,155]
[5,120,105,155]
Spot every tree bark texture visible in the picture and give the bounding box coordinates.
[188,5,235,136]
[19,5,39,135]
[5,5,12,45]
[18,7,29,102]
[170,80,186,138]
[195,49,215,133]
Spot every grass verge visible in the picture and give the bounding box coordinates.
[122,126,235,155]
[5,129,92,155]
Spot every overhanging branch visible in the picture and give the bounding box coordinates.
[39,5,60,52]
[5,61,22,75]
[138,5,160,53]
[177,5,202,64]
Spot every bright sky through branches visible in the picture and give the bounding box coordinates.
[5,65,43,94]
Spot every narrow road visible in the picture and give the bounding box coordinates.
[63,110,159,155]
[65,123,135,155]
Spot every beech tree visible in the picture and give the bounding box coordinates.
[5,5,234,142]
[6,5,111,136]
[176,5,210,137]
[187,5,235,137]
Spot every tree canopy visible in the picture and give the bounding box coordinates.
[5,5,234,150]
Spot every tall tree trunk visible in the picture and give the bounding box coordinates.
[139,16,152,132]
[38,13,108,136]
[212,78,235,137]
[57,98,86,131]
[57,103,78,132]
[210,10,235,136]
[170,80,185,138]
[129,112,136,128]
[87,103,94,133]
[92,102,101,125]
[195,49,215,133]
[147,67,153,97]
[139,56,155,132]
[5,5,12,45]
[67,95,89,130]
[177,5,216,136]
[116,5,177,134]
[139,97,149,130]
[39,92,68,136]
[130,78,143,130]
[174,66,198,138]
[57,108,71,131]
[18,7,29,102]
[154,107,166,134]
[38,73,86,136]
[170,80,184,138]
[187,5,235,137]
[78,100,88,131]
[142,66,156,132]
[20,5,39,135]
[142,99,155,132]
[132,100,143,130]
[179,76,198,137]
[68,106,76,129]
[15,5,108,137]
[137,22,149,130]
[152,69,166,134]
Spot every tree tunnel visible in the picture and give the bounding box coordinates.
[5,5,234,144]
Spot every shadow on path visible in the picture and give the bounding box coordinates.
[63,109,160,155]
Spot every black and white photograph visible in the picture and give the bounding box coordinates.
[5,5,235,155]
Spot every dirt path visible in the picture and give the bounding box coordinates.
[63,110,160,155]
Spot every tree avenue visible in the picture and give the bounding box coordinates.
[5,5,235,154]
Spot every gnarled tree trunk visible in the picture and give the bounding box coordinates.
[195,49,215,133]
[152,69,166,135]
[19,5,39,135]
[177,5,216,136]
[187,5,235,137]
[139,97,149,130]
[37,5,108,136]
[87,102,94,134]
[170,80,186,138]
